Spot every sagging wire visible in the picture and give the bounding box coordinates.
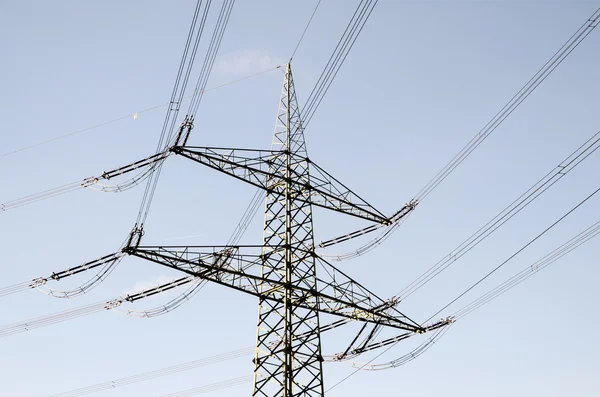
[123,185,266,317]
[0,302,108,338]
[319,203,415,261]
[349,324,453,371]
[328,133,600,372]
[413,7,600,203]
[0,179,96,213]
[159,375,252,397]
[0,149,170,213]
[0,64,282,213]
[0,276,201,339]
[358,215,600,371]
[47,350,254,397]
[426,183,600,323]
[46,315,436,396]
[395,128,600,300]
[316,8,600,262]
[33,230,136,299]
[302,0,379,128]
[187,0,236,118]
[136,0,236,227]
[0,280,39,298]
[453,218,600,320]
[226,188,264,246]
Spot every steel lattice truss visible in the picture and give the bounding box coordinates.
[120,64,450,397]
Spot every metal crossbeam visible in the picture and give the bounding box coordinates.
[127,245,422,332]
[171,148,389,224]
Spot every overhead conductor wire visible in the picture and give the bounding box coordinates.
[319,6,600,262]
[426,183,600,323]
[394,128,600,300]
[355,215,600,372]
[0,65,281,213]
[135,0,214,227]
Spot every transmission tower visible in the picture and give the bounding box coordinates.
[123,63,449,397]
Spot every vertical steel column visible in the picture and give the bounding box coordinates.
[252,63,325,397]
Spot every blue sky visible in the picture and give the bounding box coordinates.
[1,1,599,396]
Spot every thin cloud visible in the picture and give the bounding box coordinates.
[216,49,284,75]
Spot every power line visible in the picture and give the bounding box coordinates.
[0,66,281,160]
[0,277,197,339]
[0,67,282,214]
[395,128,600,300]
[453,219,600,319]
[302,0,378,128]
[413,7,600,202]
[316,6,600,262]
[360,217,600,371]
[426,183,600,323]
[135,0,216,227]
[290,0,322,61]
[158,376,252,397]
[47,349,253,397]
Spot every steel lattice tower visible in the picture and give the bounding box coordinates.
[253,65,324,396]
[126,63,449,397]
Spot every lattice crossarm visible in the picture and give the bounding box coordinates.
[128,246,420,331]
[315,255,423,331]
[301,160,390,224]
[173,146,285,190]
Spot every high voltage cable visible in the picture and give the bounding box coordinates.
[47,348,253,397]
[0,277,196,338]
[0,67,280,214]
[158,375,253,397]
[329,213,600,375]
[188,0,236,116]
[331,126,600,376]
[302,0,378,128]
[395,128,600,300]
[0,66,281,160]
[47,218,599,394]
[453,219,600,319]
[0,302,107,338]
[47,321,424,396]
[317,7,600,262]
[359,218,600,371]
[290,0,322,61]
[137,0,236,226]
[347,324,453,372]
[413,7,600,203]
[135,0,214,226]
[426,183,600,323]
[0,280,40,298]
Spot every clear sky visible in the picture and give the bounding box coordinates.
[1,0,599,396]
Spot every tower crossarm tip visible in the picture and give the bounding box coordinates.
[318,201,419,248]
[336,317,454,359]
[306,160,389,224]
